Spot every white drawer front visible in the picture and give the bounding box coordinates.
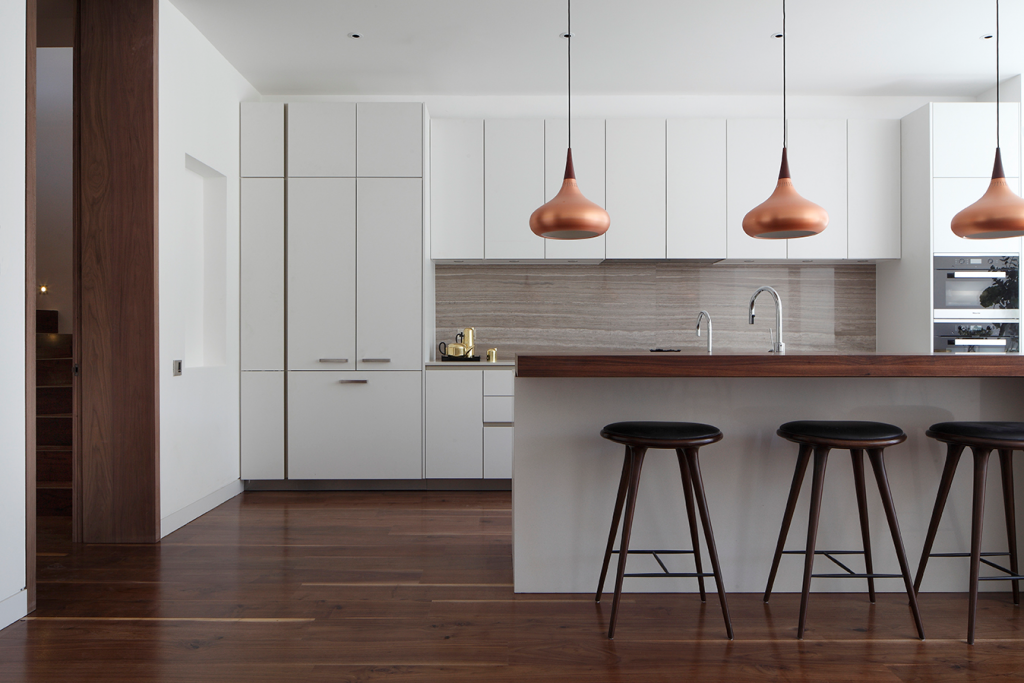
[483,396,514,424]
[484,426,513,479]
[483,369,514,396]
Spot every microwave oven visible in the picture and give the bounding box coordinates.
[933,255,1019,319]
[934,321,1019,354]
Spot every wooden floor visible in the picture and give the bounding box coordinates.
[2,491,1023,682]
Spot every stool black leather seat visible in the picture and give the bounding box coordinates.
[915,422,1024,645]
[764,420,925,640]
[595,421,732,640]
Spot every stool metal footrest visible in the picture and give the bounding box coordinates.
[782,549,901,579]
[928,552,1024,581]
[612,549,703,578]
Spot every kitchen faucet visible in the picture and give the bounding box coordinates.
[696,310,713,355]
[749,286,785,355]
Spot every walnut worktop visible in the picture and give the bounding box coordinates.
[515,353,1024,378]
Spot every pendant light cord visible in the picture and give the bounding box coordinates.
[567,0,571,149]
[783,0,787,149]
[996,0,1000,149]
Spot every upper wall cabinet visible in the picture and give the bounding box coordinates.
[356,102,423,177]
[241,103,284,178]
[605,119,666,259]
[727,119,788,260]
[543,118,606,260]
[848,119,901,260]
[785,119,848,260]
[484,119,545,260]
[431,119,484,260]
[667,119,726,259]
[932,103,1020,178]
[288,103,356,177]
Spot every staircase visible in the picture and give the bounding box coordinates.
[36,309,72,517]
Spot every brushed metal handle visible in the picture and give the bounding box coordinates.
[338,379,368,384]
[319,358,349,363]
[360,358,391,363]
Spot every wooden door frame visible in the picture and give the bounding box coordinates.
[25,0,38,613]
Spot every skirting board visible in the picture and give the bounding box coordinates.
[161,480,243,538]
[245,479,512,492]
[0,589,27,633]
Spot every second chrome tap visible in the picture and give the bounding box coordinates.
[696,310,713,355]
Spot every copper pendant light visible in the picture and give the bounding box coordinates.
[951,0,1024,239]
[529,0,610,240]
[742,0,828,240]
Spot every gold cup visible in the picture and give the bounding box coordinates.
[485,348,497,363]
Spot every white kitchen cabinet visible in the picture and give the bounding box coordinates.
[357,102,423,178]
[485,119,545,260]
[726,119,788,260]
[933,176,1022,254]
[287,178,356,370]
[848,119,901,260]
[543,118,606,260]
[484,426,513,479]
[241,178,284,370]
[241,103,284,178]
[932,103,1020,179]
[287,102,356,178]
[483,396,514,423]
[288,371,422,480]
[483,369,514,396]
[666,119,727,260]
[483,368,514,479]
[426,369,483,478]
[786,119,848,260]
[240,371,284,480]
[605,119,666,259]
[356,178,423,370]
[430,119,484,260]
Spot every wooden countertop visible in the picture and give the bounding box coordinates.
[515,353,1024,378]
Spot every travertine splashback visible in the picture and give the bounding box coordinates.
[435,262,875,358]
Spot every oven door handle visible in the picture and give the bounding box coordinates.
[949,271,1008,278]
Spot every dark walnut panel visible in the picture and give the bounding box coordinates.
[516,354,1024,378]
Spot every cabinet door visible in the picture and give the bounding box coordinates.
[356,178,423,371]
[605,119,666,259]
[241,371,284,479]
[240,102,284,178]
[667,119,726,259]
[933,176,1023,254]
[726,119,789,259]
[933,103,1020,179]
[288,103,356,177]
[426,370,483,478]
[786,119,848,260]
[288,178,356,370]
[430,119,484,260]
[484,119,545,260]
[288,371,422,480]
[543,118,606,260]
[357,102,423,178]
[848,119,901,260]
[241,179,284,370]
[484,426,513,479]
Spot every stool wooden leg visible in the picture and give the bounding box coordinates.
[765,443,813,603]
[968,447,993,645]
[867,448,926,641]
[914,443,965,594]
[998,449,1020,606]
[850,448,876,603]
[797,446,830,640]
[677,449,707,603]
[608,446,646,639]
[596,449,633,603]
[683,447,734,640]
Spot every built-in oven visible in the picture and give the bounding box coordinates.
[933,255,1019,319]
[934,321,1020,353]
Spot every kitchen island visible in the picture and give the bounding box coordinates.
[512,354,1024,595]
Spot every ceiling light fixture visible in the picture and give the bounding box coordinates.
[742,0,828,240]
[529,0,610,240]
[951,0,1024,239]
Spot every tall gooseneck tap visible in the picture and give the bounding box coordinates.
[749,286,785,355]
[696,310,713,355]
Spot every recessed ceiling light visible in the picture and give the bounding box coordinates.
[348,32,362,39]
[771,32,784,39]
[981,34,994,40]
[559,32,575,39]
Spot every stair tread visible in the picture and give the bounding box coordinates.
[38,413,72,419]
[36,481,72,489]
[36,445,72,452]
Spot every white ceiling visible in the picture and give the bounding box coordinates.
[169,0,1024,98]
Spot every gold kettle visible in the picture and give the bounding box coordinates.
[438,341,468,358]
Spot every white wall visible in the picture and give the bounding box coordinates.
[35,48,73,334]
[158,0,258,535]
[0,0,28,630]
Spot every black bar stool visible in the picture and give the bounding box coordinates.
[764,420,925,640]
[914,422,1024,645]
[594,421,732,640]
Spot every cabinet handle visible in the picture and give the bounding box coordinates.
[338,379,369,384]
[319,358,349,363]
[360,358,391,363]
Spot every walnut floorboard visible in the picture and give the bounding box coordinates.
[3,494,1023,682]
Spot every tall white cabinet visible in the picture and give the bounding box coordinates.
[241,102,425,481]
